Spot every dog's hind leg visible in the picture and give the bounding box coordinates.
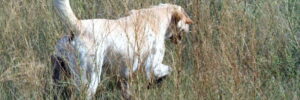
[51,55,63,83]
[51,55,72,99]
[86,71,100,99]
[120,78,132,100]
[85,49,105,99]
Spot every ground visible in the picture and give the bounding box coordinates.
[0,0,299,99]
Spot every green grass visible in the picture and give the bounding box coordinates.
[0,0,299,99]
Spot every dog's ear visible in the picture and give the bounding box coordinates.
[171,11,182,24]
[185,17,193,24]
[171,11,193,24]
[182,11,193,24]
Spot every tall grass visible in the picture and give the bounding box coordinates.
[0,0,299,99]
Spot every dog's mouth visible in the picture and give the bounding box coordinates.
[170,32,183,44]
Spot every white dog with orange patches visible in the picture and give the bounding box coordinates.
[53,0,193,99]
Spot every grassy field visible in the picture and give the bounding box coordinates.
[0,0,299,99]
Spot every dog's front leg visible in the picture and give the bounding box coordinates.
[144,46,172,83]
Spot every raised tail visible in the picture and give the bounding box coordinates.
[54,0,81,33]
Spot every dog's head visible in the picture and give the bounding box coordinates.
[165,4,193,44]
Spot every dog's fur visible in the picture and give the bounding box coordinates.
[53,0,192,99]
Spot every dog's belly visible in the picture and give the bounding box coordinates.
[104,36,155,78]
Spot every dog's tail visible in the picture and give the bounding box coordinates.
[54,0,81,33]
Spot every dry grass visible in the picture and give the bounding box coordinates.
[0,0,299,99]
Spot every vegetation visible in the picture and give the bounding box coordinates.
[0,0,299,99]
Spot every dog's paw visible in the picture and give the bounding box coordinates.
[153,64,172,79]
[147,75,168,89]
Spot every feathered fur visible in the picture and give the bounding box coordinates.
[53,0,193,99]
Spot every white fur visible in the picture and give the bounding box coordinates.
[54,0,192,99]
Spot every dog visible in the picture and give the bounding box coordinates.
[53,0,193,99]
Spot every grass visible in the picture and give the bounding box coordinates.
[0,0,299,99]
